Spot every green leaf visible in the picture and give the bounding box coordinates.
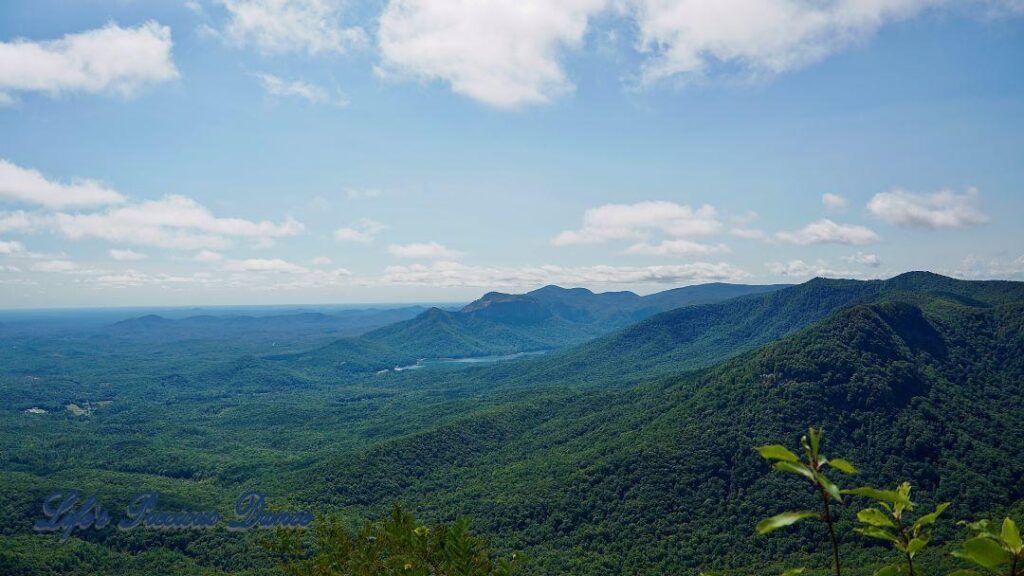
[962,519,1000,539]
[911,502,950,532]
[819,474,843,503]
[895,482,913,516]
[855,526,901,545]
[757,511,818,535]
[907,537,927,558]
[827,458,858,474]
[1001,517,1023,554]
[780,569,805,576]
[953,536,1012,569]
[946,571,983,576]
[773,461,816,482]
[756,445,800,463]
[808,428,822,457]
[844,487,910,507]
[857,508,896,528]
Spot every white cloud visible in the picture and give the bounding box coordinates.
[822,193,848,211]
[90,270,215,289]
[730,210,759,226]
[310,256,332,265]
[730,227,770,241]
[219,0,367,55]
[344,188,383,199]
[388,241,464,259]
[109,248,146,261]
[0,210,48,233]
[0,239,24,254]
[55,195,304,250]
[378,260,748,288]
[631,0,989,85]
[946,254,1024,280]
[767,259,859,279]
[224,258,309,273]
[625,239,729,256]
[31,259,79,273]
[253,72,326,101]
[553,201,721,246]
[0,21,177,101]
[334,218,387,243]
[252,72,348,106]
[377,0,606,108]
[843,252,880,267]
[195,250,225,262]
[775,218,879,245]
[0,159,126,208]
[867,187,989,229]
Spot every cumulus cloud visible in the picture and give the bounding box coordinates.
[334,218,387,243]
[54,195,304,250]
[867,187,989,229]
[344,188,383,199]
[90,270,212,289]
[219,0,367,55]
[843,252,880,267]
[822,193,848,211]
[253,72,325,101]
[0,239,24,254]
[0,210,49,233]
[388,241,463,259]
[632,0,981,85]
[730,227,770,241]
[0,159,126,208]
[767,259,861,279]
[378,260,748,288]
[377,0,606,108]
[553,201,721,246]
[194,250,225,262]
[31,259,80,273]
[224,258,308,273]
[625,239,730,256]
[252,72,348,106]
[946,254,1024,280]
[775,218,879,245]
[0,21,177,102]
[109,248,146,261]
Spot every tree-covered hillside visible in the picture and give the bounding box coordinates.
[295,288,1024,574]
[273,282,790,374]
[512,271,1024,387]
[1,274,1022,575]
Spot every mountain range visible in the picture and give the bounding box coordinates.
[273,282,789,372]
[2,271,1023,575]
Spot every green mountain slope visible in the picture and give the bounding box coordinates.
[514,271,1024,386]
[276,282,790,373]
[298,286,1024,575]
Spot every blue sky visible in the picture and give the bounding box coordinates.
[1,0,1023,307]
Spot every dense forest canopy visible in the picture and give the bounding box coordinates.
[1,272,1023,575]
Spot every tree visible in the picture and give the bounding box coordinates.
[265,504,520,576]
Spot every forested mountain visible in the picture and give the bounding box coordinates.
[513,271,1024,386]
[104,307,428,342]
[2,273,1023,576]
[277,282,789,373]
[296,287,1024,574]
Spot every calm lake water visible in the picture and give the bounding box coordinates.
[392,349,550,371]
